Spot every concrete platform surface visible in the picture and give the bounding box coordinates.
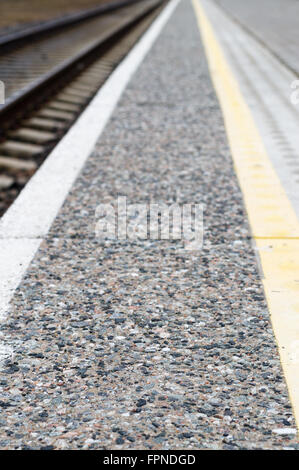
[216,0,299,75]
[0,0,298,450]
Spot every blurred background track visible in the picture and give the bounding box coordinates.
[0,0,164,213]
[0,0,116,37]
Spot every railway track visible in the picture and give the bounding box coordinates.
[0,0,164,216]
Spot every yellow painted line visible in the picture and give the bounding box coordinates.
[192,2,299,239]
[191,0,299,430]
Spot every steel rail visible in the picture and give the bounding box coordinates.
[0,0,162,130]
[0,0,142,51]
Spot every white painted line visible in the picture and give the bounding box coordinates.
[0,0,181,363]
[0,238,41,363]
[0,238,42,321]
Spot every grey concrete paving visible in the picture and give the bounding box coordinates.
[202,0,299,221]
[0,0,298,449]
[215,0,299,75]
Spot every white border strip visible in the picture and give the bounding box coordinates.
[0,0,181,345]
